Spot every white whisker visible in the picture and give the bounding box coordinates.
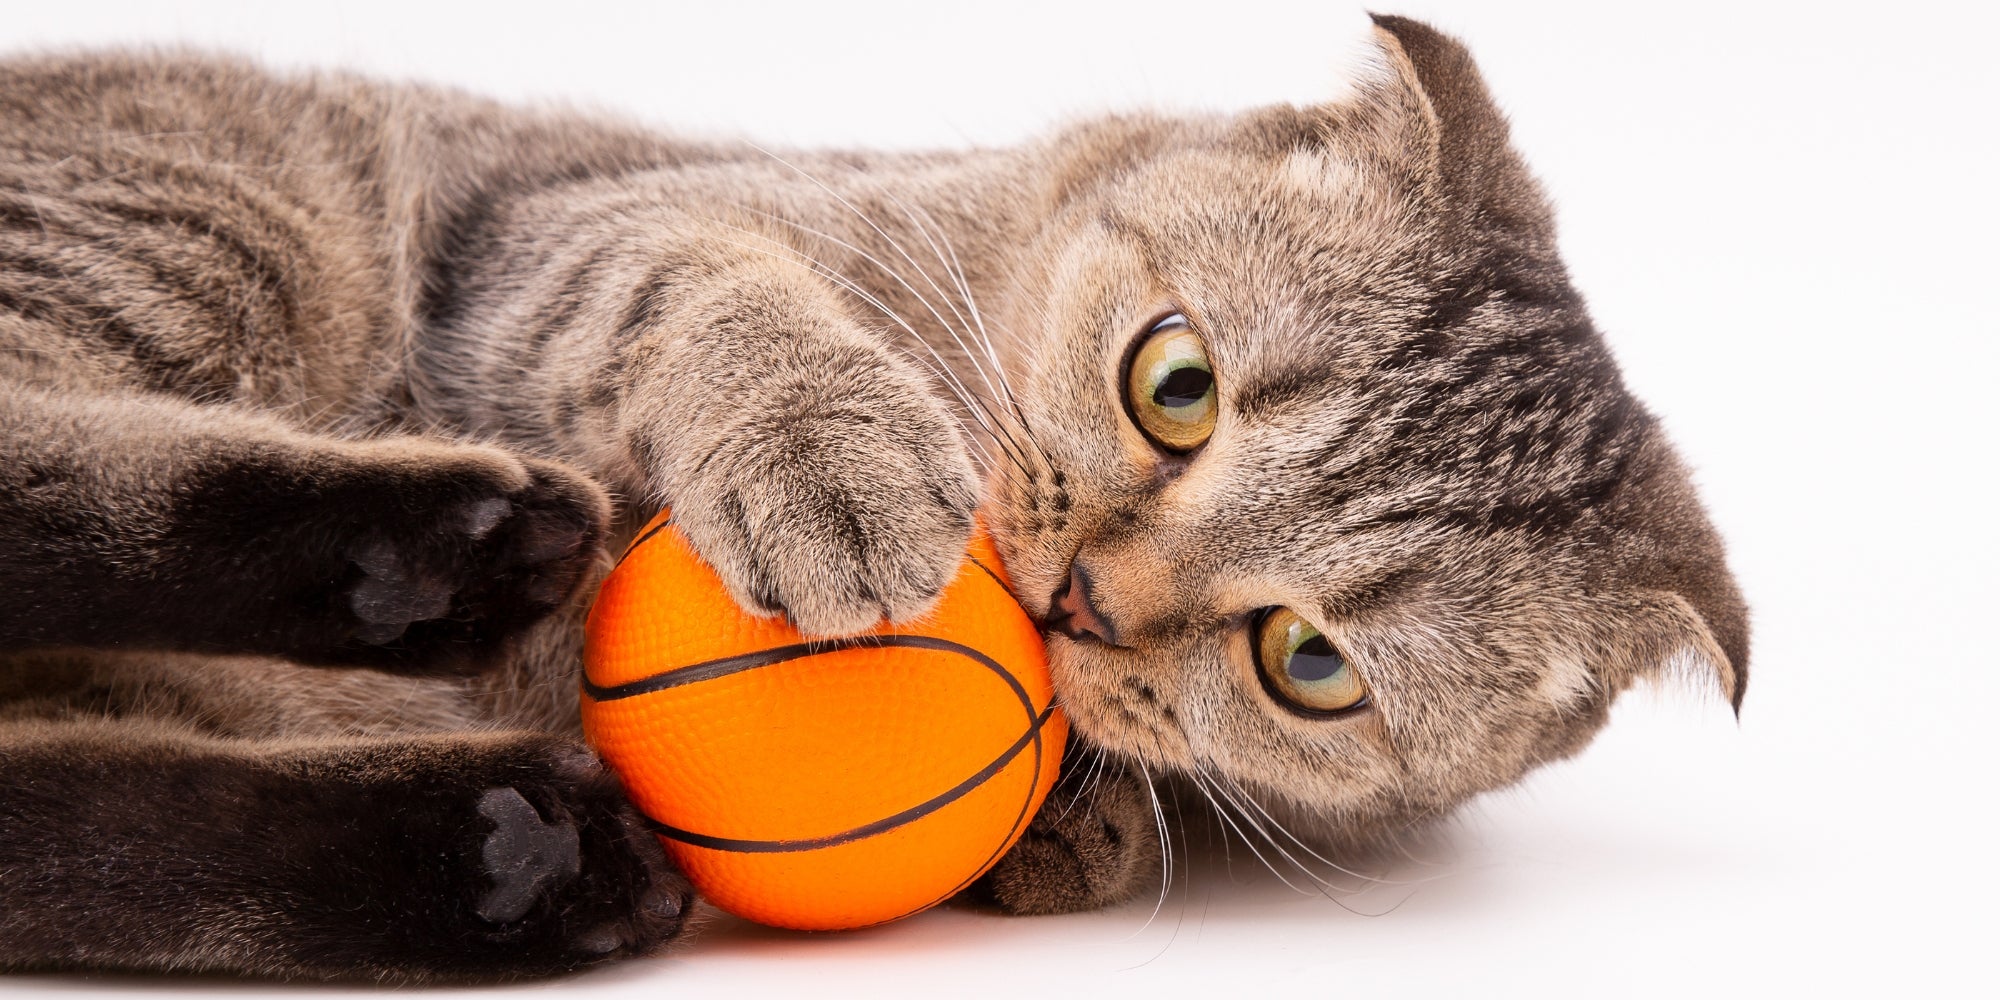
[730,203,1042,475]
[740,145,1004,391]
[699,226,1029,479]
[893,198,1022,417]
[1132,756,1175,934]
[1185,768,1315,896]
[893,198,1062,478]
[1211,770,1432,887]
[735,146,1061,493]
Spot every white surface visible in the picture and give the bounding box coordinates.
[5,1,1996,996]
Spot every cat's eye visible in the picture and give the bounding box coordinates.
[1254,607,1368,715]
[1124,313,1216,453]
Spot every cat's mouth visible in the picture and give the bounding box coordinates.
[1031,560,1196,769]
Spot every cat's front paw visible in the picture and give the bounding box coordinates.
[670,375,980,636]
[171,437,609,673]
[967,758,1162,915]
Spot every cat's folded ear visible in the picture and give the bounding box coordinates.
[1327,15,1557,249]
[1595,428,1751,715]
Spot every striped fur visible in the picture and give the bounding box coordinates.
[0,16,1744,979]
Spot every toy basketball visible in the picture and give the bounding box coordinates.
[580,508,1065,931]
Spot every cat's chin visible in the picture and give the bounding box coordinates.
[1041,637,1197,774]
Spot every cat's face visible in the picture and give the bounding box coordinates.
[983,19,1746,843]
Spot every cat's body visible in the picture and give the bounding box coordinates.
[0,17,1746,982]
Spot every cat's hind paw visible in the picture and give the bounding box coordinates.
[329,451,608,672]
[169,435,609,673]
[449,742,691,973]
[965,759,1162,915]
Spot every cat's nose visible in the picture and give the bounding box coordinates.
[1042,558,1122,647]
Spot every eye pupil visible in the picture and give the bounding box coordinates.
[1153,367,1213,410]
[1287,636,1343,682]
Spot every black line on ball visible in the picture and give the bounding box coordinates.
[637,704,1056,855]
[916,680,1051,915]
[582,633,1037,714]
[909,548,1049,913]
[611,513,676,570]
[967,554,1014,601]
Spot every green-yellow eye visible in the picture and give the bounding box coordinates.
[1124,313,1216,452]
[1254,607,1368,715]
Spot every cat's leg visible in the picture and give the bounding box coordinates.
[546,233,982,636]
[966,753,1165,915]
[0,716,688,981]
[0,380,608,673]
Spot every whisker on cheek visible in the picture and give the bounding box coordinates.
[1184,767,1316,896]
[700,223,1027,484]
[1131,756,1175,932]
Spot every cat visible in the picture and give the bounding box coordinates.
[0,15,1747,982]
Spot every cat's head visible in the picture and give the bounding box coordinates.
[983,15,1747,844]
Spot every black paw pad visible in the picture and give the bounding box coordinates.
[231,737,691,981]
[475,786,581,924]
[347,540,454,644]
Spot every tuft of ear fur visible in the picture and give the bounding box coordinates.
[1363,13,1558,249]
[1602,428,1752,713]
[1585,590,1742,717]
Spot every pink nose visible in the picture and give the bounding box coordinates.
[1043,558,1122,647]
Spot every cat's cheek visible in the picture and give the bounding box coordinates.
[1039,640,1182,765]
[983,481,1081,608]
[1040,641,1105,732]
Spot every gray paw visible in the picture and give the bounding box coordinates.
[475,787,582,924]
[671,372,981,636]
[969,761,1161,915]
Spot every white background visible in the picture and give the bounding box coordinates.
[6,1,1996,996]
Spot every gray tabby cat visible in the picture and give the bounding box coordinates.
[0,15,1746,982]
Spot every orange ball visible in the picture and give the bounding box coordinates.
[580,509,1066,930]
